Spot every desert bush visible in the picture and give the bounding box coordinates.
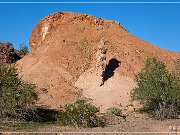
[57,100,106,127]
[0,63,37,120]
[173,59,180,79]
[19,43,29,57]
[131,58,180,120]
[107,107,122,116]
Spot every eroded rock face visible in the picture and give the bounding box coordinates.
[95,38,107,86]
[0,42,21,64]
[17,12,180,110]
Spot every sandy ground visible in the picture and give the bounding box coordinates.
[1,113,179,135]
[1,112,180,135]
[75,68,138,113]
[38,113,179,133]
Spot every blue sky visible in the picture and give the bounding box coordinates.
[0,1,180,52]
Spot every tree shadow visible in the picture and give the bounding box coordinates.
[13,53,21,62]
[25,108,59,122]
[102,58,121,82]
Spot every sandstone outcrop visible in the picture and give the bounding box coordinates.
[0,42,21,64]
[17,12,180,111]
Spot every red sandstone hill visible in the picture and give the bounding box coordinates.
[17,12,180,111]
[0,42,21,64]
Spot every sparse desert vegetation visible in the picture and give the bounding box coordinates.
[1,57,180,133]
[0,63,37,121]
[131,58,180,120]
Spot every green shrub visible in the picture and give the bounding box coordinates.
[57,100,106,127]
[131,58,180,120]
[107,107,122,116]
[19,43,29,57]
[0,63,37,120]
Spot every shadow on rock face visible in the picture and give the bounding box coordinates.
[102,58,121,82]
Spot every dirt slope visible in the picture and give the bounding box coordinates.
[17,12,180,110]
[75,68,137,112]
